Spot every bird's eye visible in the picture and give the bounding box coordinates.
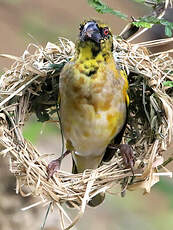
[103,28,109,36]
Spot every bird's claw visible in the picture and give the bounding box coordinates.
[47,150,71,180]
[119,144,135,175]
[47,158,61,180]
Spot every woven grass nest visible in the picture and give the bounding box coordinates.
[0,33,173,229]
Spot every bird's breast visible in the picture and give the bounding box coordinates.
[60,61,127,156]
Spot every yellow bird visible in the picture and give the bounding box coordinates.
[48,20,134,206]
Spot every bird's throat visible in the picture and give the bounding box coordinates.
[76,41,111,77]
[78,41,101,60]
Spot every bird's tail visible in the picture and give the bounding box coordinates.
[72,158,105,207]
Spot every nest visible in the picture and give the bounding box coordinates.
[0,36,173,229]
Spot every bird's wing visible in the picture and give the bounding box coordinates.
[102,69,129,162]
[102,101,128,162]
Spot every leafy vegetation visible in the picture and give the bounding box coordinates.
[88,0,173,37]
[88,0,128,20]
[163,81,173,87]
[133,17,173,37]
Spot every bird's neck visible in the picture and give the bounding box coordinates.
[74,41,114,77]
[76,41,112,62]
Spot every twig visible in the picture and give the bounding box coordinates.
[41,202,52,230]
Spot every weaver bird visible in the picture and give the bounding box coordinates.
[48,20,134,206]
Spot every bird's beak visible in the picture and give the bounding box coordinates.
[80,22,102,43]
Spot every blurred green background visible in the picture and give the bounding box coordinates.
[0,0,173,230]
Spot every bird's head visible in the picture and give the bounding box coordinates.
[77,20,113,56]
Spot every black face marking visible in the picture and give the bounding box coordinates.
[78,20,113,58]
[80,21,102,44]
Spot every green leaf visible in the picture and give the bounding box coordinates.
[163,81,173,87]
[133,21,153,28]
[88,0,128,20]
[165,26,172,37]
[132,16,173,37]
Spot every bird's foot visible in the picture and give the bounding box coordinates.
[119,144,135,175]
[47,158,61,180]
[47,150,71,180]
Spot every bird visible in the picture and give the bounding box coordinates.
[47,19,134,207]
